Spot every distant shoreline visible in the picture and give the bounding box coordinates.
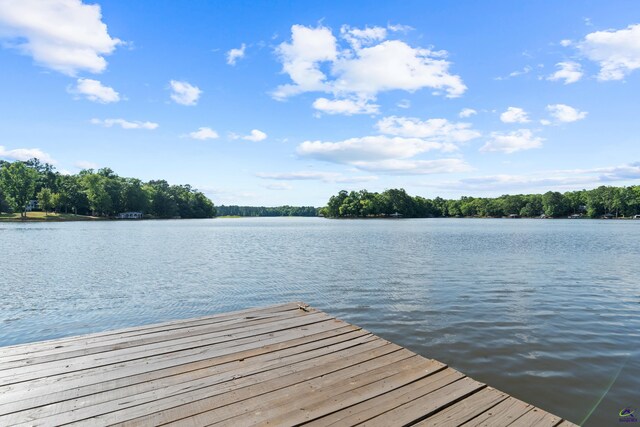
[3,213,639,222]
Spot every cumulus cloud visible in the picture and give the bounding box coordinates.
[500,107,530,123]
[272,25,338,99]
[256,171,377,183]
[578,24,640,80]
[242,129,267,142]
[0,145,56,163]
[425,162,640,193]
[546,104,588,123]
[90,118,158,130]
[226,43,246,65]
[296,114,479,175]
[169,80,202,106]
[297,135,452,164]
[312,97,379,115]
[272,24,466,114]
[0,0,121,75]
[481,129,543,153]
[547,61,583,84]
[331,40,466,98]
[69,78,120,103]
[187,127,219,140]
[376,116,480,143]
[340,25,387,49]
[459,108,477,118]
[351,158,472,175]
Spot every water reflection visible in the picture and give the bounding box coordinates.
[1,217,639,425]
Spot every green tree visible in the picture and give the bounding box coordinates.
[81,173,113,216]
[144,180,178,218]
[542,191,568,217]
[0,161,38,217]
[121,178,148,212]
[36,188,54,215]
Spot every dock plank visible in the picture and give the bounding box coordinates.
[359,377,486,427]
[0,302,578,427]
[72,344,406,426]
[0,303,300,358]
[412,387,509,426]
[0,330,375,421]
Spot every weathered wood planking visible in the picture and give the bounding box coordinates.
[0,302,578,426]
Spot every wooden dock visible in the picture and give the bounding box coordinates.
[0,302,577,426]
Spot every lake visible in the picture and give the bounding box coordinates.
[1,217,638,425]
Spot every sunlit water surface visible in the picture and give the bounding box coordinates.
[1,218,639,425]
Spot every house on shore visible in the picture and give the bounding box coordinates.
[116,212,143,219]
[25,200,38,212]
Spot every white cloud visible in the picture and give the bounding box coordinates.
[459,108,477,118]
[69,78,120,103]
[188,127,219,140]
[241,129,267,142]
[169,80,202,106]
[547,61,583,84]
[272,25,338,99]
[312,97,379,115]
[0,145,56,163]
[546,104,588,123]
[0,0,121,75]
[332,40,466,98]
[500,107,530,123]
[495,66,532,80]
[578,24,640,80]
[425,162,640,193]
[90,118,158,130]
[272,24,466,114]
[560,39,573,47]
[297,135,452,164]
[226,43,246,65]
[397,99,411,109]
[296,115,480,175]
[377,116,480,143]
[340,25,387,49]
[481,129,543,153]
[256,171,377,183]
[351,158,472,175]
[509,66,532,77]
[74,160,97,169]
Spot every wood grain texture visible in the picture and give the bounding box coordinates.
[0,302,578,427]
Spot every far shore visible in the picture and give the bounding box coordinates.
[2,211,639,222]
[0,212,107,222]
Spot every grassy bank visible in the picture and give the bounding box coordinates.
[0,212,106,222]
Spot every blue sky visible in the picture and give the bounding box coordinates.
[1,0,639,206]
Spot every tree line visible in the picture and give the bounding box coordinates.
[0,159,216,218]
[216,205,319,217]
[321,187,640,218]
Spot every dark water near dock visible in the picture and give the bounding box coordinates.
[1,217,639,425]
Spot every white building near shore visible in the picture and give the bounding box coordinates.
[116,212,143,219]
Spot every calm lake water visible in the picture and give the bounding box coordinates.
[1,217,639,425]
